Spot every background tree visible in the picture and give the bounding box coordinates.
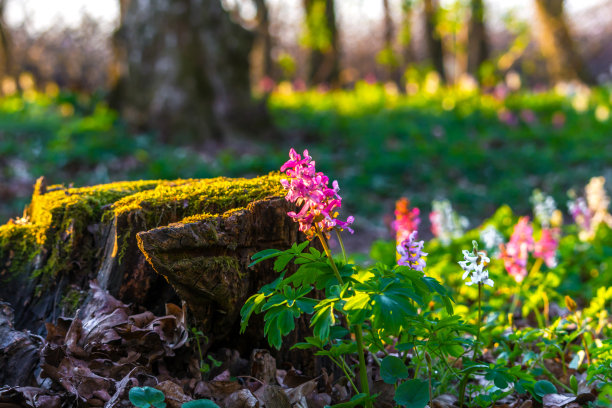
[466,0,488,79]
[302,0,339,85]
[533,0,594,84]
[423,0,446,82]
[0,0,11,78]
[377,0,401,84]
[251,0,273,86]
[399,0,415,67]
[111,0,270,143]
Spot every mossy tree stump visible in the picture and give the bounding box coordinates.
[0,174,296,346]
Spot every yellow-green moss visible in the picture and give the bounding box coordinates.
[28,179,165,245]
[0,222,40,279]
[112,173,284,228]
[179,207,246,224]
[0,173,285,281]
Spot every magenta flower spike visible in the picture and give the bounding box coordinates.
[280,148,354,239]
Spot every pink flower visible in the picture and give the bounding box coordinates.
[280,148,354,239]
[534,228,559,268]
[397,231,428,272]
[500,217,534,283]
[391,197,421,246]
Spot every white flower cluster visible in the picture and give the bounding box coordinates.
[530,189,556,228]
[431,199,469,246]
[479,225,504,256]
[458,243,494,287]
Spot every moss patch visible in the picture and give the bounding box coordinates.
[0,222,40,279]
[0,173,284,281]
[111,173,285,228]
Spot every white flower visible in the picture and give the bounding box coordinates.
[458,247,494,287]
[480,225,504,256]
[531,190,557,228]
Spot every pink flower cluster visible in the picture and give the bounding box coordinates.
[392,197,421,246]
[280,148,354,239]
[500,217,559,283]
[534,228,560,268]
[397,231,427,272]
[500,217,534,283]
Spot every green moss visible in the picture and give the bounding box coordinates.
[0,222,40,279]
[59,287,86,316]
[28,179,165,245]
[112,173,285,228]
[0,173,284,280]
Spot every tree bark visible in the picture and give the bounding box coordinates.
[251,0,274,85]
[111,0,271,143]
[302,0,340,85]
[533,0,594,84]
[423,0,446,82]
[466,0,488,79]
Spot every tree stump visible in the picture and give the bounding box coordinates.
[0,174,290,338]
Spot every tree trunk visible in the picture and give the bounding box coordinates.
[423,0,446,82]
[111,0,271,143]
[251,0,274,86]
[400,0,415,67]
[533,0,594,85]
[302,0,340,85]
[381,0,402,85]
[0,0,11,77]
[466,0,488,79]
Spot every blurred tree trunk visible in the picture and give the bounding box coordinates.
[466,0,488,79]
[302,0,340,85]
[381,0,401,85]
[0,0,11,77]
[533,0,594,84]
[400,0,414,66]
[423,0,446,82]
[251,0,273,85]
[111,0,271,142]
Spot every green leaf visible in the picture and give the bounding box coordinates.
[570,375,578,395]
[380,356,409,384]
[274,254,294,272]
[370,285,417,331]
[394,379,429,408]
[263,307,297,349]
[343,292,371,325]
[311,301,336,341]
[534,380,557,397]
[182,400,221,408]
[129,387,166,408]
[249,249,283,267]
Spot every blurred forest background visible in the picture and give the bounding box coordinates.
[0,0,611,244]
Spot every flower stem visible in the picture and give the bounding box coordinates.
[335,228,349,264]
[354,324,371,407]
[316,229,344,285]
[317,227,370,406]
[474,283,482,361]
[425,352,434,405]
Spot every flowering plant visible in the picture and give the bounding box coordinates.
[392,197,420,246]
[280,148,354,239]
[430,199,468,246]
[241,148,455,408]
